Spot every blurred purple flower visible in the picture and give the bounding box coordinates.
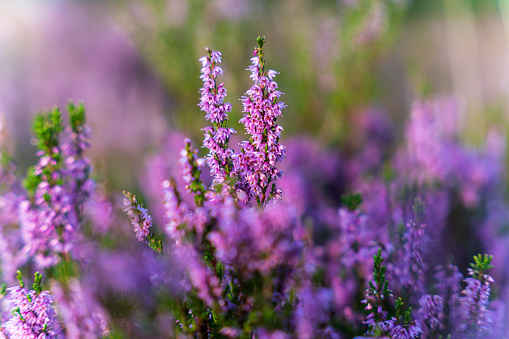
[51,279,109,338]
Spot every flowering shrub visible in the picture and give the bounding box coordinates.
[0,36,507,338]
[122,37,507,338]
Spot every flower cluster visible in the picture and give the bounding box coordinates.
[416,294,444,335]
[50,279,110,338]
[123,191,162,254]
[114,38,509,338]
[235,36,286,205]
[361,249,392,334]
[61,102,93,211]
[199,48,236,192]
[3,32,509,338]
[20,108,78,269]
[458,254,495,334]
[2,272,61,339]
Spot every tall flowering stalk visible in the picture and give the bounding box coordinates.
[389,198,429,301]
[236,36,285,205]
[2,271,62,338]
[361,248,393,335]
[20,108,76,269]
[416,294,444,336]
[457,254,494,335]
[18,103,96,270]
[199,48,236,194]
[362,249,421,338]
[62,102,93,215]
[434,263,462,329]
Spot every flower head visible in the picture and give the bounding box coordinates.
[235,36,286,205]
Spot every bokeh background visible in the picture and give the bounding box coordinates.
[0,0,508,191]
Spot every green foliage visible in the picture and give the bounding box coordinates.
[16,270,24,288]
[68,101,87,132]
[33,272,43,294]
[341,192,363,211]
[256,35,265,49]
[23,166,42,198]
[0,151,10,170]
[371,248,392,301]
[470,253,493,280]
[395,297,413,326]
[51,258,80,285]
[363,248,393,335]
[32,108,63,154]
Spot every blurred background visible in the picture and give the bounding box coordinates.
[0,0,508,190]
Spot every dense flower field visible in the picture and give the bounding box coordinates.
[0,29,508,338]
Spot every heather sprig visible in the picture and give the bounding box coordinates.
[2,271,62,338]
[23,108,64,199]
[361,248,393,335]
[63,101,93,211]
[434,263,462,325]
[199,47,236,193]
[236,36,286,205]
[457,254,494,334]
[20,107,79,269]
[468,254,493,281]
[417,294,444,336]
[31,108,63,155]
[123,191,162,254]
[384,297,422,338]
[51,279,110,338]
[393,197,429,300]
[341,192,363,211]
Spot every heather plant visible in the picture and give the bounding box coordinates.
[456,254,495,337]
[123,37,301,338]
[114,34,509,337]
[2,271,62,338]
[0,102,115,337]
[1,15,509,338]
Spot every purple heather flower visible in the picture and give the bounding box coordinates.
[235,39,286,205]
[384,319,422,339]
[207,198,301,278]
[140,131,200,226]
[123,192,153,243]
[389,216,429,301]
[85,187,114,234]
[19,199,65,269]
[61,113,93,210]
[256,329,290,339]
[336,207,374,270]
[2,275,62,338]
[176,245,221,308]
[162,179,190,246]
[18,106,95,270]
[294,286,334,339]
[458,275,493,333]
[434,263,462,322]
[199,49,236,191]
[51,279,109,338]
[416,294,444,334]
